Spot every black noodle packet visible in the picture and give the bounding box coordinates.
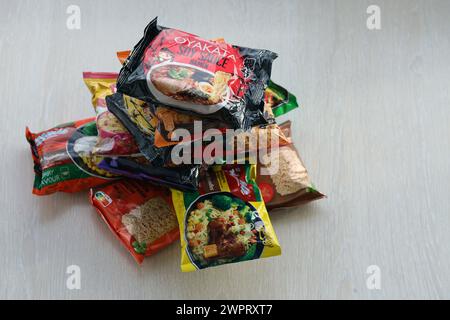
[116,17,277,130]
[98,156,202,192]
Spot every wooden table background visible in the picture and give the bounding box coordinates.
[1,0,449,299]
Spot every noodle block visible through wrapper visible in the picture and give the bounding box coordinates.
[256,121,325,210]
[122,197,177,245]
[90,180,179,264]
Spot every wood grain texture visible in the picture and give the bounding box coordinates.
[1,0,449,299]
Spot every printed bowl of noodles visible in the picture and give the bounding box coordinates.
[146,62,231,114]
[184,192,266,269]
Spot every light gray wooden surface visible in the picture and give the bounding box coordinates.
[1,0,449,299]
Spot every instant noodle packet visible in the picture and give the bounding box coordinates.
[83,72,140,155]
[171,164,281,272]
[98,156,202,192]
[26,118,115,195]
[89,179,179,264]
[117,50,298,148]
[111,65,291,165]
[106,92,208,167]
[256,121,325,210]
[118,49,298,118]
[105,92,161,163]
[264,81,298,118]
[117,17,277,130]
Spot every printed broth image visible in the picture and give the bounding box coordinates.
[184,192,265,269]
[147,62,231,113]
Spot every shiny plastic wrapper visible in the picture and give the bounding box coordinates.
[90,179,179,264]
[117,17,277,130]
[26,119,115,195]
[172,164,281,272]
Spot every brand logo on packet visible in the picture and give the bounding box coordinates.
[174,37,237,61]
[95,191,112,207]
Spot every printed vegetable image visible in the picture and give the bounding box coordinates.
[211,194,233,211]
[258,182,275,203]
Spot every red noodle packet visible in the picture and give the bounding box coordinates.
[89,179,179,264]
[26,118,114,195]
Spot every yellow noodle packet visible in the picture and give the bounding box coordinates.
[83,72,140,155]
[171,164,281,272]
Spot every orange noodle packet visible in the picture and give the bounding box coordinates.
[89,179,179,264]
[26,118,116,195]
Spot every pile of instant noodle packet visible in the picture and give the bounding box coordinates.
[26,18,324,272]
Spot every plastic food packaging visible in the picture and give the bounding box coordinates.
[83,72,140,155]
[171,164,281,272]
[119,53,226,149]
[150,104,231,148]
[105,92,162,163]
[106,92,212,167]
[117,50,298,151]
[26,118,115,195]
[118,50,299,119]
[116,17,277,129]
[264,80,299,118]
[97,156,202,192]
[108,79,291,165]
[256,121,325,210]
[89,179,179,264]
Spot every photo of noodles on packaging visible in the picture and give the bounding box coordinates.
[116,17,276,129]
[89,180,179,264]
[83,72,140,156]
[256,121,325,210]
[26,118,113,195]
[171,165,281,272]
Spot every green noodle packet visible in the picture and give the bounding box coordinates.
[265,81,299,118]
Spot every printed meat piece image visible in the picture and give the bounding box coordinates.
[217,240,246,258]
[206,218,246,259]
[208,219,227,244]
